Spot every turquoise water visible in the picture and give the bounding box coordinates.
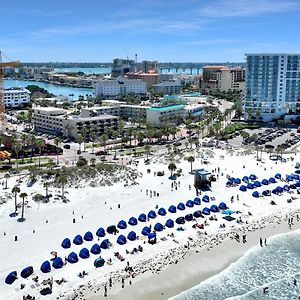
[4,79,93,99]
[150,104,185,111]
[54,67,111,74]
[171,229,300,300]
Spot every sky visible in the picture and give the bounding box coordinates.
[1,0,300,63]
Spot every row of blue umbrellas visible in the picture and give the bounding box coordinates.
[62,196,215,249]
[252,182,300,197]
[7,201,228,283]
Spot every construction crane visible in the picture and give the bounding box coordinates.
[0,50,20,132]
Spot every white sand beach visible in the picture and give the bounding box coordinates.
[0,146,300,300]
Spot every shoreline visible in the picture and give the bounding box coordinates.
[83,210,300,300]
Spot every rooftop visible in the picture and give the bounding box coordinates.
[150,104,185,111]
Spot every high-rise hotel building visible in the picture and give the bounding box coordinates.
[244,54,300,121]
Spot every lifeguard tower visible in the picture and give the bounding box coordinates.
[194,168,212,189]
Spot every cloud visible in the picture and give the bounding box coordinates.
[28,17,207,40]
[197,0,299,18]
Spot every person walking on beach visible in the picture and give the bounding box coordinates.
[264,238,267,246]
[260,238,263,247]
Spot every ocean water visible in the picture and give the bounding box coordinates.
[4,79,93,99]
[172,230,300,300]
[54,67,112,74]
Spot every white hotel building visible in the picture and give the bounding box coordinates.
[3,87,31,108]
[95,77,147,96]
[244,53,300,121]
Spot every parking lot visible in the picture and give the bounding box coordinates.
[228,127,300,150]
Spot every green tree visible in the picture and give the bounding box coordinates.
[21,134,28,164]
[58,175,67,198]
[168,163,177,178]
[4,173,10,189]
[186,156,195,173]
[54,137,61,165]
[78,134,84,152]
[12,186,20,213]
[144,145,151,160]
[20,192,28,221]
[36,139,45,167]
[90,157,96,166]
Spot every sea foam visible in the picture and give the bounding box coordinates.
[171,229,300,300]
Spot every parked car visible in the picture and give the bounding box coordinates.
[95,150,108,156]
[63,144,70,149]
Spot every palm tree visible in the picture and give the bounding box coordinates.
[168,163,177,178]
[13,142,22,167]
[12,186,20,213]
[54,137,61,165]
[80,128,87,152]
[90,131,97,155]
[187,156,195,173]
[36,139,45,167]
[29,134,36,163]
[99,134,108,152]
[78,135,84,152]
[19,192,28,221]
[21,134,28,164]
[166,144,171,154]
[44,182,50,198]
[144,145,151,160]
[4,173,10,189]
[58,175,67,198]
[90,157,96,166]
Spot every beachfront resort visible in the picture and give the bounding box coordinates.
[1,53,300,300]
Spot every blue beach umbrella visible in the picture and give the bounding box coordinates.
[185,214,193,221]
[61,238,71,249]
[5,271,18,285]
[219,202,227,210]
[40,261,51,273]
[128,217,138,226]
[67,252,79,263]
[127,231,137,241]
[193,210,202,218]
[138,213,147,222]
[210,205,219,213]
[154,222,164,232]
[165,219,174,228]
[52,257,64,269]
[177,203,185,210]
[73,235,83,245]
[186,200,194,208]
[168,205,177,213]
[142,226,151,236]
[158,207,167,216]
[79,248,90,259]
[90,244,101,255]
[100,239,110,249]
[176,217,185,224]
[84,231,93,241]
[148,210,157,219]
[193,197,201,205]
[117,220,127,229]
[202,207,210,215]
[117,235,127,245]
[239,185,247,191]
[96,227,106,238]
[202,195,210,203]
[21,266,33,279]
